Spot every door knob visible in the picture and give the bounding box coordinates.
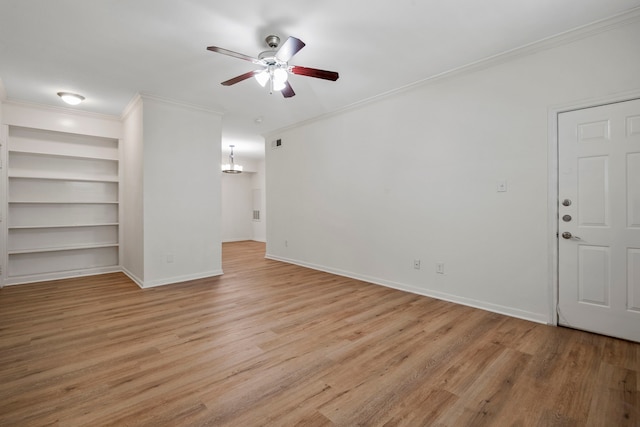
[562,232,580,240]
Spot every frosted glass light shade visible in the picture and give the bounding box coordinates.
[273,68,288,84]
[272,79,286,91]
[254,70,269,87]
[57,92,85,105]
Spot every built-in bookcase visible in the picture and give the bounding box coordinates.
[5,126,120,284]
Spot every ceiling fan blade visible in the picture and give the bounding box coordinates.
[281,81,295,98]
[275,37,306,62]
[207,46,262,65]
[221,70,259,86]
[290,66,339,81]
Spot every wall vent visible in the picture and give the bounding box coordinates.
[253,210,260,221]
[271,138,282,149]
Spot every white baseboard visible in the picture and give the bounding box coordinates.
[265,253,548,325]
[136,269,224,288]
[5,265,223,290]
[2,266,121,287]
[121,267,144,288]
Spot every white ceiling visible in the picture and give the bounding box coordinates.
[1,0,640,159]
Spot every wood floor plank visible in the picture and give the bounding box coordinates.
[586,362,639,426]
[0,240,638,426]
[434,347,532,425]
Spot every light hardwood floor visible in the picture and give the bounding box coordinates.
[0,241,638,426]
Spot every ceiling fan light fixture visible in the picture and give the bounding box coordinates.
[254,70,269,87]
[57,92,85,105]
[272,79,287,92]
[207,34,339,98]
[273,67,288,84]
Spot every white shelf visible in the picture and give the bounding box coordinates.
[8,246,119,278]
[9,177,118,204]
[9,223,119,230]
[8,173,118,183]
[4,125,120,283]
[8,243,119,255]
[8,126,118,160]
[8,203,118,228]
[8,148,118,161]
[9,148,118,182]
[8,201,118,204]
[8,224,118,254]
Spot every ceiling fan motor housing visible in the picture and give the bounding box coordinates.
[265,35,280,49]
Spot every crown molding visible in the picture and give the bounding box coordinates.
[140,92,224,115]
[120,93,143,121]
[266,6,640,138]
[2,98,121,122]
[121,92,225,120]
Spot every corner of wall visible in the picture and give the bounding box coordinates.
[0,79,6,103]
[121,96,145,283]
[121,93,143,122]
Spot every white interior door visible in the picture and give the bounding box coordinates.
[558,98,640,342]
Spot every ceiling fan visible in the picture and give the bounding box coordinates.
[206,35,339,98]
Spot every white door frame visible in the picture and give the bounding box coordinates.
[547,89,640,326]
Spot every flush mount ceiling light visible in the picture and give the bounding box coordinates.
[57,92,85,105]
[221,145,243,174]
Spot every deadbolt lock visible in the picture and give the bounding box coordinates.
[562,199,572,207]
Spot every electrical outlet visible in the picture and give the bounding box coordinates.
[414,259,421,270]
[166,254,174,263]
[436,262,445,274]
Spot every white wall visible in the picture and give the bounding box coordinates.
[266,18,640,323]
[140,96,223,287]
[252,160,267,242]
[121,97,144,282]
[221,157,266,243]
[221,172,253,242]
